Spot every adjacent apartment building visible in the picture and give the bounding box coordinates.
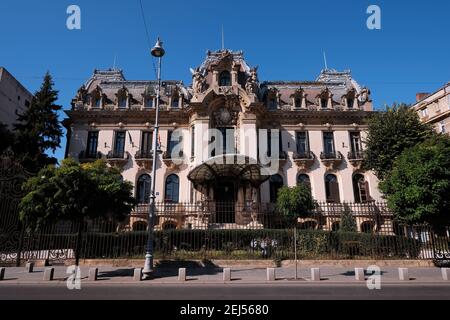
[0,67,33,128]
[65,49,388,232]
[414,82,450,134]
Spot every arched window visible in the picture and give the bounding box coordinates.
[361,221,375,233]
[297,174,311,187]
[163,221,177,230]
[353,174,370,203]
[331,221,340,232]
[132,221,148,231]
[165,174,180,203]
[269,174,284,203]
[325,174,340,203]
[219,71,231,86]
[136,174,151,204]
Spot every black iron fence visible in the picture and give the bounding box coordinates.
[2,201,449,266]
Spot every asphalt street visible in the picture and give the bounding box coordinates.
[1,283,450,300]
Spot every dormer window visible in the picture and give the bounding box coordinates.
[321,98,328,109]
[219,71,231,86]
[91,86,103,108]
[94,97,101,108]
[295,97,302,109]
[269,97,277,110]
[171,96,180,109]
[118,97,127,109]
[145,97,154,108]
[116,87,129,109]
[347,98,354,109]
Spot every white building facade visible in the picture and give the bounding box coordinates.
[65,50,385,231]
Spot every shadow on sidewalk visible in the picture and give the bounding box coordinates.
[152,260,222,279]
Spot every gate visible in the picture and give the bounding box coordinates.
[0,151,32,266]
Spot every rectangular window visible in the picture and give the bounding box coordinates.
[296,131,309,154]
[171,97,179,109]
[323,132,335,155]
[146,97,154,108]
[268,98,277,110]
[421,108,429,117]
[113,131,126,157]
[118,97,127,109]
[267,130,283,158]
[440,121,446,133]
[141,131,153,154]
[167,130,183,156]
[86,131,99,157]
[347,98,354,109]
[350,132,362,153]
[94,97,101,108]
[191,125,195,158]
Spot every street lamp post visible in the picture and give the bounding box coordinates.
[143,38,165,278]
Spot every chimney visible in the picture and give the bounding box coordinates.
[416,92,430,102]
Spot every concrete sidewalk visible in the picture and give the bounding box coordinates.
[0,265,448,285]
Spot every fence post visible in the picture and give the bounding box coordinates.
[294,227,297,280]
[16,225,25,267]
[75,220,83,266]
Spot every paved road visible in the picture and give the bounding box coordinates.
[1,283,450,300]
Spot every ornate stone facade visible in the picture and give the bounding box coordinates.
[65,49,383,231]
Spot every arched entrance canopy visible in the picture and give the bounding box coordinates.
[187,154,271,188]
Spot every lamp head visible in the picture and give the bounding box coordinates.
[151,38,165,58]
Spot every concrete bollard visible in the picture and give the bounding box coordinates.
[25,262,34,273]
[311,268,321,281]
[43,267,54,281]
[398,268,409,281]
[223,268,231,282]
[442,268,449,281]
[0,267,5,281]
[267,268,276,281]
[89,268,98,281]
[133,268,143,281]
[178,268,186,282]
[355,268,365,281]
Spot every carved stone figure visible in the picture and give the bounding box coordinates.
[245,68,259,94]
[359,87,371,103]
[76,85,87,102]
[192,68,206,94]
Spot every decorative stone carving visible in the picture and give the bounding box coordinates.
[214,107,238,126]
[76,85,88,103]
[358,87,371,103]
[192,67,206,94]
[245,67,259,94]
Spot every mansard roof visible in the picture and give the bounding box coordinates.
[70,50,371,111]
[81,68,189,105]
[260,69,365,105]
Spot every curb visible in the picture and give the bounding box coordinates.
[28,259,435,268]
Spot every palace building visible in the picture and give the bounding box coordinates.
[65,49,387,232]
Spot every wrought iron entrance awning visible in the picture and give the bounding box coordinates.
[187,154,271,187]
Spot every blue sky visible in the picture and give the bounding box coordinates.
[1,0,449,161]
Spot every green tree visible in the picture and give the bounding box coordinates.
[339,207,357,232]
[19,158,136,230]
[380,135,450,228]
[276,185,316,226]
[364,103,434,180]
[14,72,63,171]
[0,122,14,154]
